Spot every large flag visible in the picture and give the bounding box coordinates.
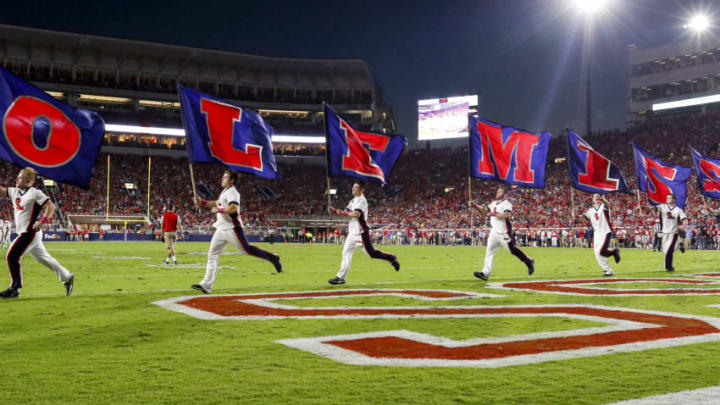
[178,85,280,179]
[690,146,720,199]
[0,67,104,189]
[566,130,629,194]
[468,116,550,188]
[324,103,406,184]
[633,143,692,208]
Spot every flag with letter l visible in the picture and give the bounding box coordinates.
[178,85,280,179]
[566,130,630,194]
[0,67,105,189]
[324,103,405,184]
[468,116,550,188]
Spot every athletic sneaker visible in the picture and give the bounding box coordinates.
[64,274,75,296]
[666,267,675,273]
[163,259,169,265]
[0,287,19,299]
[328,277,346,285]
[272,255,283,273]
[527,257,535,276]
[613,250,621,264]
[191,284,210,294]
[474,271,489,281]
[603,271,615,277]
[391,260,400,271]
[173,260,178,265]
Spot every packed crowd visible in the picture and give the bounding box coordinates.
[0,109,718,248]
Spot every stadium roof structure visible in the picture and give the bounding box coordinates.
[0,24,375,101]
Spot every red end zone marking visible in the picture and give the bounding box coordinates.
[154,289,720,367]
[494,278,720,296]
[694,273,720,278]
[325,306,716,360]
[171,289,487,318]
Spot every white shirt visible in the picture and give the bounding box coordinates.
[8,187,49,233]
[346,194,368,235]
[488,200,512,235]
[656,204,687,234]
[585,203,612,237]
[212,186,242,230]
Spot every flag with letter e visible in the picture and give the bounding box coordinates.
[324,103,406,184]
[566,130,629,194]
[178,85,280,179]
[0,67,105,189]
[690,146,720,199]
[633,143,692,208]
[468,116,550,188]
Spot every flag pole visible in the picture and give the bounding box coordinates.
[327,177,332,211]
[468,176,473,229]
[146,156,152,219]
[189,163,198,202]
[106,154,110,220]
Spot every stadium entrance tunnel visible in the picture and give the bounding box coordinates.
[153,289,720,368]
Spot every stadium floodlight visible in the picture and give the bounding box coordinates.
[685,14,711,33]
[572,0,611,16]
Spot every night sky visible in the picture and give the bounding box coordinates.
[0,0,714,142]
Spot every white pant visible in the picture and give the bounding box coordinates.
[593,233,613,273]
[8,231,72,287]
[481,232,515,277]
[199,228,249,291]
[661,233,679,269]
[335,233,369,280]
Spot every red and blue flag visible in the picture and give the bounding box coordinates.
[468,116,550,188]
[178,85,280,179]
[567,130,629,194]
[0,67,105,189]
[633,143,691,208]
[324,103,405,184]
[690,146,720,199]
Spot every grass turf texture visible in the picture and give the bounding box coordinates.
[3,243,720,404]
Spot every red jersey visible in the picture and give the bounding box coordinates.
[162,211,179,232]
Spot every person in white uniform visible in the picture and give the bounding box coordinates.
[0,168,74,299]
[637,193,687,272]
[191,170,282,294]
[327,181,399,285]
[0,219,10,248]
[471,186,534,281]
[574,194,620,276]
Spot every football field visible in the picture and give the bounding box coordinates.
[3,241,720,404]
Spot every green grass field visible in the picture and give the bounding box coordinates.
[4,242,720,404]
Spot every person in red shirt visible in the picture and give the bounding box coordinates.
[161,204,183,265]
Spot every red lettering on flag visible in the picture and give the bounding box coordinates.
[577,142,619,191]
[476,122,539,183]
[340,119,389,182]
[641,156,677,204]
[699,159,720,193]
[3,96,81,167]
[200,98,263,170]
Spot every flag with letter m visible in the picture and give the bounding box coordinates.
[178,85,280,179]
[0,67,105,189]
[468,116,550,188]
[690,146,720,199]
[633,143,692,208]
[324,103,406,184]
[566,130,629,194]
